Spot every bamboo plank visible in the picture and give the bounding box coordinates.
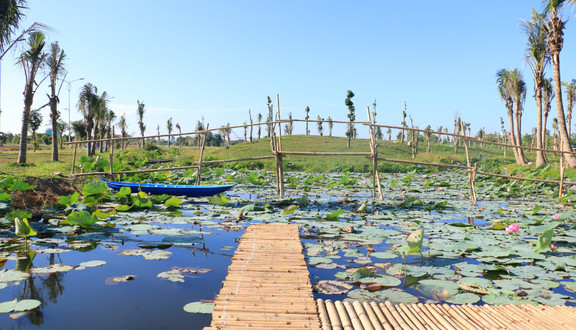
[396,304,426,330]
[408,304,442,330]
[334,301,354,330]
[316,299,332,330]
[368,301,393,330]
[343,301,365,330]
[389,303,418,329]
[359,302,383,330]
[324,300,344,330]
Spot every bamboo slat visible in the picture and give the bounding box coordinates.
[315,300,576,330]
[207,224,320,329]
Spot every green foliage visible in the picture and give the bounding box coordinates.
[164,196,183,208]
[82,181,108,196]
[282,205,299,216]
[14,218,37,238]
[535,228,554,253]
[116,186,132,198]
[58,192,80,207]
[208,194,228,205]
[62,211,99,228]
[398,228,424,256]
[6,210,33,221]
[325,208,345,221]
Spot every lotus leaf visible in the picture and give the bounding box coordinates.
[325,208,345,221]
[482,292,536,305]
[183,302,214,314]
[282,205,299,216]
[370,252,398,259]
[357,275,401,287]
[119,249,172,260]
[5,210,32,221]
[116,187,132,198]
[79,260,107,268]
[534,228,554,253]
[446,293,481,304]
[398,228,424,256]
[418,279,460,299]
[307,257,332,265]
[313,280,353,294]
[14,218,37,238]
[164,196,183,208]
[0,269,30,283]
[347,289,419,304]
[63,211,99,228]
[82,181,108,196]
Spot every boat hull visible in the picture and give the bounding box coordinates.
[101,179,234,197]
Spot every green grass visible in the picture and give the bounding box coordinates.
[1,136,573,180]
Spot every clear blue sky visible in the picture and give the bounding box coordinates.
[2,0,576,139]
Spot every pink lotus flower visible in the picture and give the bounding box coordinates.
[438,187,444,191]
[552,214,561,220]
[506,223,520,234]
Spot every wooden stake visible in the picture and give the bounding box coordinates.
[109,127,115,177]
[366,106,383,200]
[276,94,285,198]
[560,154,565,198]
[71,138,78,174]
[460,121,476,203]
[196,123,209,185]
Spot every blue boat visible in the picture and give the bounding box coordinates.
[101,179,234,197]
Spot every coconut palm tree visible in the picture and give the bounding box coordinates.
[541,0,576,166]
[17,31,46,163]
[45,42,66,161]
[248,109,253,142]
[543,77,555,149]
[28,108,41,151]
[328,117,333,137]
[0,0,26,55]
[305,106,310,135]
[167,117,173,147]
[317,116,323,136]
[497,69,528,165]
[523,11,549,166]
[257,113,262,139]
[175,123,182,149]
[137,100,145,147]
[117,114,127,150]
[77,83,98,156]
[562,79,576,135]
[284,112,293,135]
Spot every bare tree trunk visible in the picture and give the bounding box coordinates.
[513,103,528,165]
[552,53,576,167]
[18,91,34,164]
[535,90,546,166]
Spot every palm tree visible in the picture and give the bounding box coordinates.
[523,11,549,166]
[562,79,576,135]
[45,42,66,161]
[317,116,323,136]
[345,90,355,148]
[117,114,127,150]
[0,0,26,55]
[497,69,528,165]
[77,83,98,156]
[167,117,173,147]
[543,77,555,149]
[17,31,46,163]
[137,100,145,147]
[28,108,42,151]
[94,91,110,153]
[284,112,293,135]
[305,106,310,135]
[248,109,253,142]
[257,113,262,139]
[541,0,576,166]
[328,117,333,137]
[175,123,182,149]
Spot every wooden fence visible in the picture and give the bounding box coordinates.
[66,94,576,201]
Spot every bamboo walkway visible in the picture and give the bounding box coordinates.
[316,299,576,330]
[206,224,321,329]
[206,224,576,329]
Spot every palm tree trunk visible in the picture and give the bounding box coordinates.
[535,93,546,166]
[17,91,34,164]
[507,112,522,164]
[513,105,528,165]
[552,53,576,167]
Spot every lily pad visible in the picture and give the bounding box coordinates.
[79,260,107,268]
[347,289,419,305]
[446,293,481,304]
[313,280,353,294]
[183,302,214,314]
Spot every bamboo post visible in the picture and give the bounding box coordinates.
[366,106,383,200]
[195,124,209,185]
[71,138,78,174]
[560,155,565,198]
[276,94,285,198]
[460,121,477,203]
[109,127,115,177]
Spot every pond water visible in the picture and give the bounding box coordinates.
[1,170,576,329]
